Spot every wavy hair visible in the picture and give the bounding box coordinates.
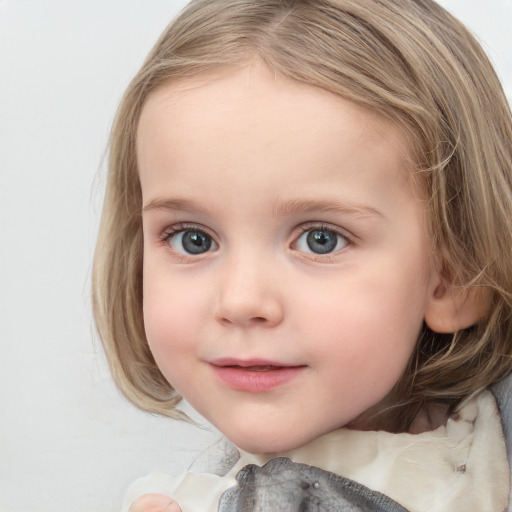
[93,0,512,430]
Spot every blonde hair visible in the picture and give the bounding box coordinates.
[93,0,512,429]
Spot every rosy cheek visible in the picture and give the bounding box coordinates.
[143,281,175,349]
[143,280,199,360]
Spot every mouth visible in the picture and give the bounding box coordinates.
[209,358,306,392]
[231,365,283,371]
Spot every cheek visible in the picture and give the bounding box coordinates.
[143,286,206,396]
[142,261,207,373]
[297,258,428,374]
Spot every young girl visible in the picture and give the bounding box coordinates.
[92,0,512,511]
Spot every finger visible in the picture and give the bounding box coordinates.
[129,494,181,512]
[144,502,181,512]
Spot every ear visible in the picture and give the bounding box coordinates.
[424,270,491,334]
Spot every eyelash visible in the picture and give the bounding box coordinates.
[294,223,352,258]
[159,222,353,259]
[160,223,206,243]
[159,223,216,254]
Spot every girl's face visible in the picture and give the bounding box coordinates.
[138,62,437,453]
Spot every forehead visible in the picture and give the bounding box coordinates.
[136,62,416,200]
[140,61,411,142]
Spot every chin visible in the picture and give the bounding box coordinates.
[226,427,315,455]
[235,438,296,455]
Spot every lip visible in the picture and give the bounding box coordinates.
[209,358,306,392]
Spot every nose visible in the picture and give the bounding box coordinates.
[214,256,284,329]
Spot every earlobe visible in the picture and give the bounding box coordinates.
[424,274,491,334]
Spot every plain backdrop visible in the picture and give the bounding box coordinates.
[0,1,510,511]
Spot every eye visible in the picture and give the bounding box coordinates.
[295,227,348,255]
[167,229,217,255]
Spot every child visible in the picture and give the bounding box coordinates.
[92,0,512,511]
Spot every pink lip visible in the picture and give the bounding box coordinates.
[209,358,306,392]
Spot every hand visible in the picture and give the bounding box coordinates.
[129,493,182,512]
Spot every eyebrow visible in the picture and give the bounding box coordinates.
[142,198,204,214]
[273,198,383,219]
[142,197,383,219]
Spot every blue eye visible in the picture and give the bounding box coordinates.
[296,228,348,255]
[168,230,216,255]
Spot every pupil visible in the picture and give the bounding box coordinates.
[306,230,337,254]
[182,231,211,254]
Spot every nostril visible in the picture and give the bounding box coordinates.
[218,316,268,327]
[219,317,233,326]
[214,295,284,328]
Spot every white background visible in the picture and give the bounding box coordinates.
[0,1,510,511]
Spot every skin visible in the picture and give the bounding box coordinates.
[137,61,440,464]
[129,494,182,512]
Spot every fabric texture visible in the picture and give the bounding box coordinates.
[122,390,509,512]
[218,457,409,511]
[492,373,512,512]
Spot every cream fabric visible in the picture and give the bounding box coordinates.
[122,390,509,512]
